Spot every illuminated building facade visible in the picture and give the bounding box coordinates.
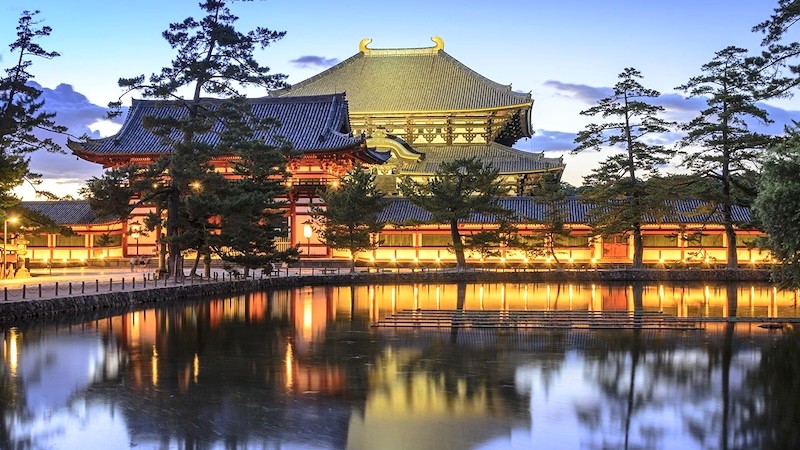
[11,38,768,267]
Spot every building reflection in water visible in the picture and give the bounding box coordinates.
[0,282,797,449]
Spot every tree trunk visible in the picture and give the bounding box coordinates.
[632,223,644,269]
[167,186,184,282]
[190,252,200,278]
[155,226,168,278]
[203,252,211,278]
[724,204,738,269]
[449,219,466,270]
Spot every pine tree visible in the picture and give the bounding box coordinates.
[209,98,299,275]
[102,0,287,280]
[0,10,66,208]
[310,164,385,272]
[399,157,509,270]
[677,46,772,268]
[525,172,573,268]
[753,0,800,97]
[573,68,673,268]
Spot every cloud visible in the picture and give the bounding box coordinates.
[543,81,613,104]
[289,55,339,69]
[544,78,800,139]
[528,130,577,152]
[14,83,123,199]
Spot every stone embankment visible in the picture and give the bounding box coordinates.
[0,268,772,323]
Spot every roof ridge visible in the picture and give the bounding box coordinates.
[359,36,445,55]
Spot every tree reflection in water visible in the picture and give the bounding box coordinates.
[0,282,799,449]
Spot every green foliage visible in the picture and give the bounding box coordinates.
[752,1,800,97]
[466,218,519,261]
[310,165,385,271]
[753,127,800,288]
[399,157,510,270]
[573,67,673,268]
[208,99,298,271]
[523,172,573,266]
[677,46,773,268]
[86,0,287,279]
[0,10,66,206]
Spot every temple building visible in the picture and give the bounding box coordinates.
[3,38,768,269]
[66,94,388,259]
[273,37,564,196]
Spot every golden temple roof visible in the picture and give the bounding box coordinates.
[274,37,531,114]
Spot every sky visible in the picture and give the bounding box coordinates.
[2,0,799,198]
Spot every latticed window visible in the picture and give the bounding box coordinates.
[421,234,453,247]
[95,234,122,247]
[380,234,413,247]
[684,233,723,248]
[555,235,589,247]
[642,234,678,247]
[735,235,758,248]
[518,235,545,247]
[55,234,86,247]
[25,235,49,247]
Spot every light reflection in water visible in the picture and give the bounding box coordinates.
[151,344,158,386]
[0,282,799,449]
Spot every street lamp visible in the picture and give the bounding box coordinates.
[3,216,17,279]
[130,224,141,257]
[303,224,312,257]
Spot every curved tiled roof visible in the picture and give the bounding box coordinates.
[21,201,105,225]
[68,94,362,157]
[274,46,531,112]
[378,197,753,225]
[397,143,564,175]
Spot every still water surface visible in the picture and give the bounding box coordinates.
[2,281,800,449]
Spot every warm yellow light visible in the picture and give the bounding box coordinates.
[435,257,441,263]
[7,217,17,224]
[546,257,552,264]
[369,255,375,263]
[190,181,201,191]
[152,345,159,386]
[303,224,312,240]
[659,257,664,263]
[331,180,340,189]
[591,258,597,265]
[500,257,506,263]
[568,257,574,264]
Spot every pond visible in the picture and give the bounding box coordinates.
[2,281,800,449]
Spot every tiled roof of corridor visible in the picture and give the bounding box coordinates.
[21,201,104,225]
[378,197,753,225]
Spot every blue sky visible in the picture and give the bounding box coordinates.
[2,0,798,197]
